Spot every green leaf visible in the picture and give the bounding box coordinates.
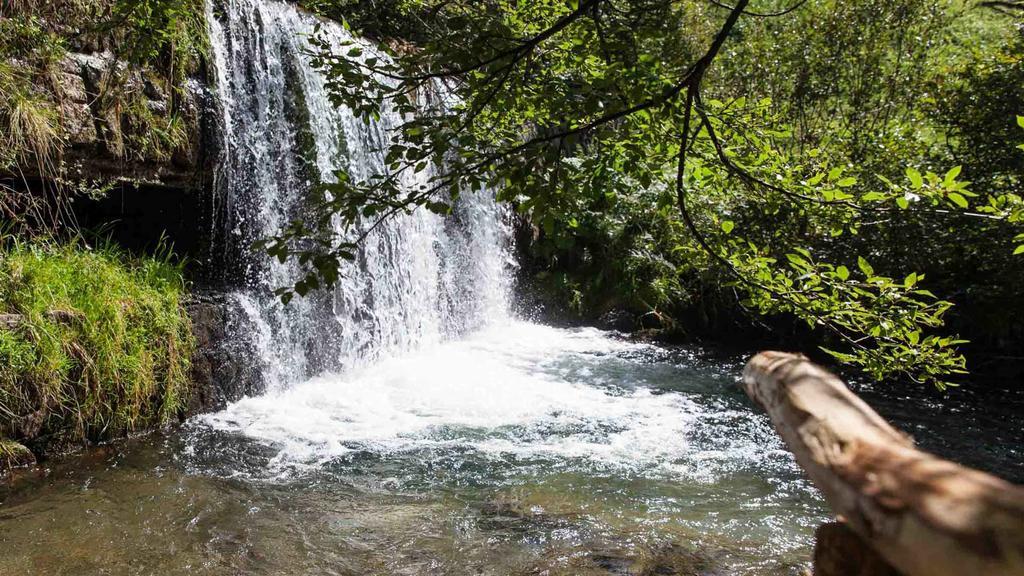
[836,265,850,281]
[947,192,968,208]
[721,220,735,234]
[426,201,450,214]
[786,253,811,272]
[896,196,909,210]
[820,347,857,363]
[1014,244,1024,256]
[944,165,962,185]
[906,167,923,189]
[836,177,857,188]
[857,256,874,277]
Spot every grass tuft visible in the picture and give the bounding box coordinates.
[0,237,194,452]
[1,88,63,171]
[0,437,35,469]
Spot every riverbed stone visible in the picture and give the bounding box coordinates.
[0,439,36,471]
[528,542,726,576]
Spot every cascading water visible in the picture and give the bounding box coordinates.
[198,0,810,487]
[206,0,512,390]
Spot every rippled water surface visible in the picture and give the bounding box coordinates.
[1,322,827,575]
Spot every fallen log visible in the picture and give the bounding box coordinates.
[814,522,902,576]
[742,351,1024,576]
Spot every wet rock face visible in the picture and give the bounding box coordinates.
[597,309,639,332]
[186,293,265,416]
[9,51,227,275]
[56,56,97,145]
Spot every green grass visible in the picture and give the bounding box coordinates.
[0,238,194,452]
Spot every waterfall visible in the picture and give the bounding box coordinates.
[206,0,513,390]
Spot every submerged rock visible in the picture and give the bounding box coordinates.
[634,543,725,576]
[482,489,727,576]
[528,543,726,576]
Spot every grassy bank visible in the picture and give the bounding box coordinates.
[0,239,194,465]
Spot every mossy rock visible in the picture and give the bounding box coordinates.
[0,438,36,471]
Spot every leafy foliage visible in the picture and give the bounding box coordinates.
[265,0,1023,388]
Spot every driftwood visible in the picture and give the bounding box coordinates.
[742,351,1024,576]
[814,522,902,576]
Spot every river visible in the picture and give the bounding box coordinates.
[0,321,822,575]
[2,0,1021,573]
[3,320,1022,574]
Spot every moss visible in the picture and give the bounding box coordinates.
[0,238,194,453]
[0,438,35,470]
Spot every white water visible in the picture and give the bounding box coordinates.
[203,0,795,487]
[201,321,794,484]
[204,323,683,468]
[207,0,512,390]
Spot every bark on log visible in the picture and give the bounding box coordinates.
[742,351,1024,576]
[814,522,903,576]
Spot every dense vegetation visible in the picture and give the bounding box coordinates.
[0,239,194,461]
[272,0,1024,389]
[0,2,204,465]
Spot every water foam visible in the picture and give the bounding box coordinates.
[200,322,790,481]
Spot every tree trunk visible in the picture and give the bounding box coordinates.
[742,351,1024,576]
